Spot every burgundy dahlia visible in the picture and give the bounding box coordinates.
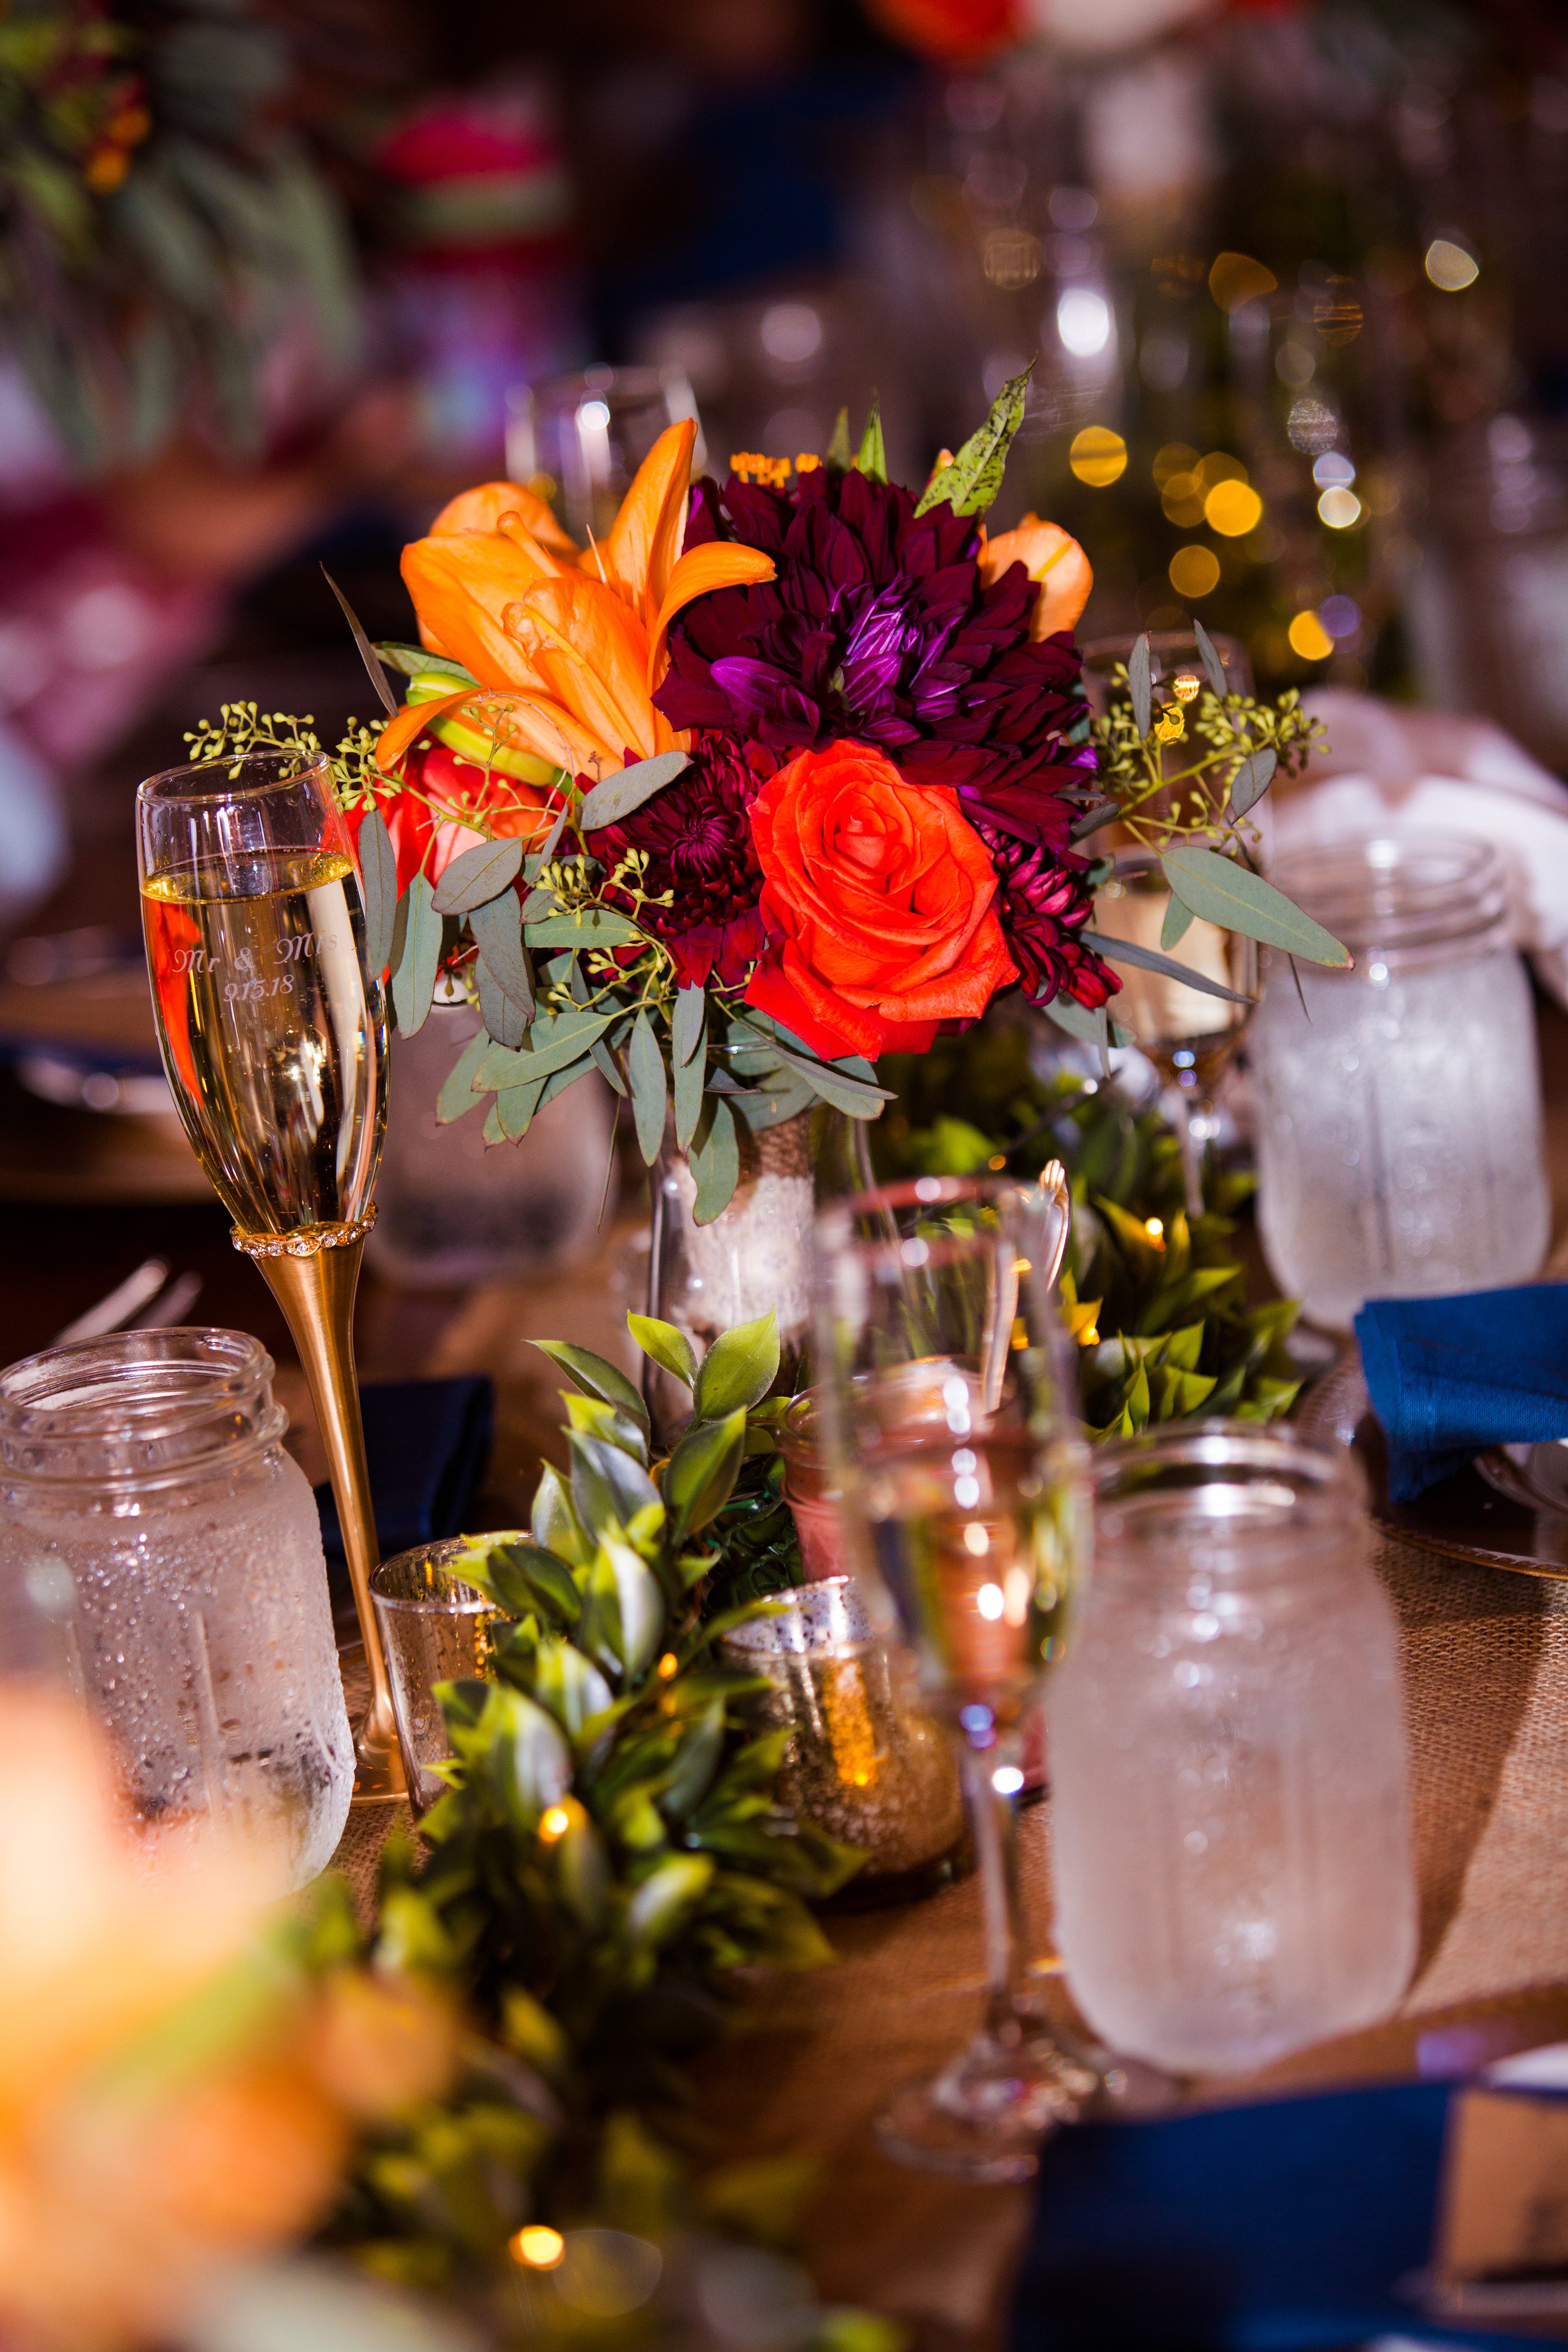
[587,732,775,988]
[654,465,1097,854]
[973,820,1121,1012]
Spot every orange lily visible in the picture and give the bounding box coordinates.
[395,420,775,783]
[980,515,1093,640]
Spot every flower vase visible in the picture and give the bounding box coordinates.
[643,1106,870,1439]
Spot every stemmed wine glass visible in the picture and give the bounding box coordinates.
[811,1174,1093,2183]
[136,746,403,1798]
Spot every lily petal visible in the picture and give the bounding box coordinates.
[503,572,659,762]
[429,480,580,562]
[647,542,777,685]
[601,418,697,628]
[980,515,1093,639]
[401,532,558,691]
[375,688,478,775]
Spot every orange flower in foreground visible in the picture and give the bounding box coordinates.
[980,515,1093,640]
[745,741,1016,1060]
[388,420,775,785]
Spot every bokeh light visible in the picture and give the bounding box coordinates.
[512,2227,566,2269]
[1317,486,1362,529]
[1425,237,1479,291]
[1205,480,1264,536]
[1057,287,1113,356]
[1169,545,1220,598]
[1319,595,1362,639]
[1069,425,1127,486]
[1288,610,1334,660]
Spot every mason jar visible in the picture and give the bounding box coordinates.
[0,1328,353,1884]
[1049,1424,1417,2076]
[1252,834,1549,1330]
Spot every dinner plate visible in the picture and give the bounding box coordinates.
[1296,1350,1568,1583]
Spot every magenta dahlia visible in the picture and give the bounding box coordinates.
[587,732,775,989]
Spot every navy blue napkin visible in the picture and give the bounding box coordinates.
[1011,2080,1533,2352]
[315,1376,494,1568]
[1355,1285,1568,1502]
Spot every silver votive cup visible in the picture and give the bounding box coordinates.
[370,1538,501,1815]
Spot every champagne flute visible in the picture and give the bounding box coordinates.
[136,746,404,1799]
[812,1174,1093,2182]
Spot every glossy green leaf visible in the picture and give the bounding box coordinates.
[602,1537,665,1677]
[578,749,689,832]
[628,1312,698,1391]
[485,1685,572,1827]
[532,1636,615,1735]
[533,1462,591,1566]
[624,1854,713,1951]
[1081,928,1252,1005]
[356,808,398,983]
[570,1431,661,1540]
[628,1010,667,1165]
[431,835,523,915]
[475,1536,582,1627]
[1160,845,1352,965]
[389,870,441,1035]
[533,1339,650,1432]
[563,1392,651,1466]
[469,887,534,1013]
[694,1311,779,1421]
[375,642,478,686]
[690,1096,740,1224]
[666,1408,746,1539]
[660,1699,725,1820]
[915,364,1032,518]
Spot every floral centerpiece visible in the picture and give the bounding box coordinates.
[194,374,1348,1272]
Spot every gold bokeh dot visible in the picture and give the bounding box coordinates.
[1069,425,1128,487]
[1205,480,1264,537]
[1169,545,1220,598]
[1287,609,1334,661]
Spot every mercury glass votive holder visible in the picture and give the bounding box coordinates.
[370,1538,503,1815]
[721,1575,966,1903]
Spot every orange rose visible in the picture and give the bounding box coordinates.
[746,741,1016,1058]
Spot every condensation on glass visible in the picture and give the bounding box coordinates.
[1252,834,1548,1330]
[0,1328,353,1884]
[1050,1424,1417,2075]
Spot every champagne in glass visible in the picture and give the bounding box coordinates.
[137,748,402,1797]
[812,1175,1093,2183]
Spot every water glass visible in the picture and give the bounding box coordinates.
[371,1539,501,1814]
[1252,834,1549,1329]
[720,1575,964,1898]
[0,1329,354,1885]
[1050,1423,1417,2076]
[506,365,701,544]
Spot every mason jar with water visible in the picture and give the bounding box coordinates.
[0,1328,353,1884]
[1252,835,1549,1329]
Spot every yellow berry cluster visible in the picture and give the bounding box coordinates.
[729,452,823,487]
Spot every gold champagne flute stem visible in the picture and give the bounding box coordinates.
[234,1215,406,1802]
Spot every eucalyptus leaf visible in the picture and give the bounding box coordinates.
[673,984,705,1067]
[1039,994,1135,1050]
[589,1033,628,1097]
[321,566,396,716]
[694,1311,780,1422]
[628,1010,667,1166]
[477,960,529,1050]
[854,396,887,485]
[728,1074,816,1131]
[533,1340,650,1433]
[521,888,557,920]
[1160,895,1196,951]
[476,1007,615,1089]
[390,871,442,1036]
[356,808,398,983]
[1192,617,1229,702]
[914,365,1033,518]
[1228,745,1277,817]
[432,836,523,915]
[497,1077,545,1138]
[767,1044,894,1117]
[436,1026,492,1124]
[690,1097,740,1224]
[469,888,534,1014]
[375,642,478,686]
[627,1312,698,1391]
[1160,845,1352,966]
[674,1036,705,1152]
[525,909,642,951]
[666,1408,747,1539]
[1128,633,1154,740]
[1080,928,1254,1005]
[1069,801,1121,841]
[578,750,689,832]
